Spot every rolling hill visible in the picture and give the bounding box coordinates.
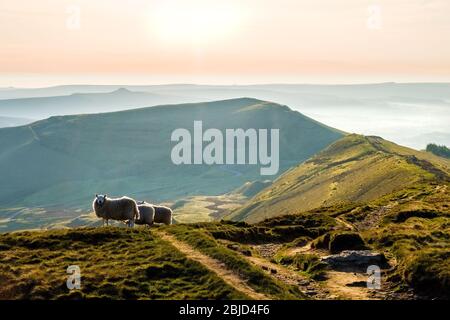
[0,88,197,119]
[1,83,448,149]
[229,134,450,223]
[0,98,342,232]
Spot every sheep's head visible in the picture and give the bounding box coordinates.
[95,194,107,206]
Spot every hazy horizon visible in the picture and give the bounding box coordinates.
[1,77,450,89]
[1,1,449,150]
[2,1,450,86]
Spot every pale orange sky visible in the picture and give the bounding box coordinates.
[1,0,450,86]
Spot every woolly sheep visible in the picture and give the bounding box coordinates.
[135,203,155,226]
[93,194,139,227]
[137,201,172,225]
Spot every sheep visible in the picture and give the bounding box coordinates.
[93,194,139,227]
[135,203,155,227]
[137,201,173,225]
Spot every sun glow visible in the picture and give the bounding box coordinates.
[150,1,241,45]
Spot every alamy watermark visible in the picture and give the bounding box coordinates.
[66,5,81,30]
[367,4,382,30]
[171,121,279,175]
[66,265,81,290]
[367,265,381,290]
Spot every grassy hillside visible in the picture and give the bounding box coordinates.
[229,134,450,223]
[166,177,449,298]
[3,182,446,300]
[0,227,248,299]
[0,98,342,232]
[0,226,306,300]
[231,180,273,198]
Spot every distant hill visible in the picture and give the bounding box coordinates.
[2,83,449,102]
[0,88,197,119]
[0,116,34,128]
[0,98,342,231]
[228,134,450,223]
[0,84,203,100]
[2,83,449,150]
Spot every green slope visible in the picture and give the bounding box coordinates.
[0,98,342,231]
[229,134,450,223]
[231,180,273,198]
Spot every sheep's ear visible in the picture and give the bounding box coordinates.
[95,194,98,198]
[104,194,107,198]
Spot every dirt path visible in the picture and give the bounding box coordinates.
[155,231,270,300]
[284,242,313,257]
[244,254,332,299]
[324,271,382,300]
[155,231,390,300]
[335,216,356,231]
[272,240,388,300]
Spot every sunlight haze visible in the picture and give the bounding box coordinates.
[1,0,450,85]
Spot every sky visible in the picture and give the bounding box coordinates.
[1,0,450,86]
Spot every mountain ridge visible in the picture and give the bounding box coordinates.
[228,134,450,223]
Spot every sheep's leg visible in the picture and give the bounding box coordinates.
[106,219,109,226]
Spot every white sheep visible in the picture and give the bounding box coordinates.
[135,203,155,227]
[93,194,139,227]
[137,201,173,225]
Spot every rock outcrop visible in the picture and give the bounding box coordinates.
[321,250,388,270]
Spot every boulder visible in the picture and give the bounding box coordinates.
[328,232,366,253]
[321,250,387,269]
[312,231,367,253]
